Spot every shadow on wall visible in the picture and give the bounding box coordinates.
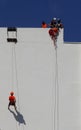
[9,109,26,125]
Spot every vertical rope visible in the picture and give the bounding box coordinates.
[13,44,20,111]
[11,43,14,91]
[52,41,57,130]
[13,44,25,130]
[12,42,25,130]
[55,48,59,130]
[13,44,21,130]
[54,48,57,130]
[52,40,59,130]
[11,43,19,130]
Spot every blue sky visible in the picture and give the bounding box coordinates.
[0,0,81,42]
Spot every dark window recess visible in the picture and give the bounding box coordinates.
[7,38,17,43]
[7,27,17,32]
[7,27,17,43]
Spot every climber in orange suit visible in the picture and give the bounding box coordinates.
[8,91,17,110]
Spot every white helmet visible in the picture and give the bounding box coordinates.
[53,17,56,20]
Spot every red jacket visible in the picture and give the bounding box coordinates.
[9,96,16,102]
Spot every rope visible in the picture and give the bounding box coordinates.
[13,44,25,130]
[52,41,59,130]
[9,31,20,109]
[10,42,19,130]
[55,48,59,130]
[13,43,21,130]
[11,43,14,91]
[13,44,20,111]
[54,48,57,130]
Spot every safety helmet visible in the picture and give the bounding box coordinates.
[10,91,14,95]
[53,17,56,20]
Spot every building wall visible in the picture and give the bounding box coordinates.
[0,28,81,130]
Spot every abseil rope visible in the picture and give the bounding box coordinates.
[11,43,14,91]
[13,44,20,111]
[13,43,25,130]
[52,40,59,130]
[11,42,18,130]
[55,47,59,130]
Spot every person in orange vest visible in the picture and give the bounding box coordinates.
[41,21,47,28]
[8,91,17,110]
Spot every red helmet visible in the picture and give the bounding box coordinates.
[10,91,14,95]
